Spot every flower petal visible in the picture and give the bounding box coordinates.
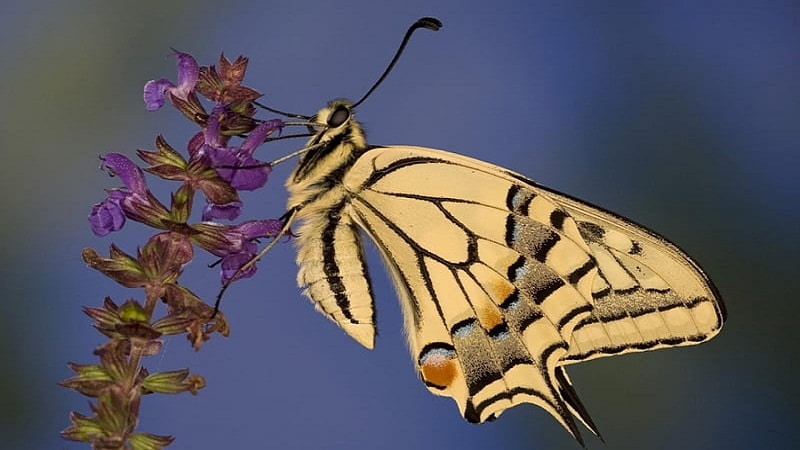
[88,198,126,236]
[172,50,199,99]
[227,156,270,190]
[239,119,284,155]
[201,111,224,150]
[204,147,270,191]
[202,201,242,221]
[220,252,257,282]
[101,153,148,195]
[237,219,284,239]
[143,78,174,111]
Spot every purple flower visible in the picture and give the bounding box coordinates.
[88,191,126,236]
[88,153,169,236]
[192,219,285,282]
[220,252,257,283]
[143,50,199,111]
[105,153,149,194]
[201,200,243,221]
[218,220,284,282]
[200,112,283,191]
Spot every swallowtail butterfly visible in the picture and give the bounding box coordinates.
[254,17,725,445]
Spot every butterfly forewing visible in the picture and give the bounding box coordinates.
[285,101,725,442]
[545,189,726,363]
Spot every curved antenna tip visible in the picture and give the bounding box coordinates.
[415,17,443,31]
[352,17,444,107]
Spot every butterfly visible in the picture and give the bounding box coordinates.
[264,17,725,446]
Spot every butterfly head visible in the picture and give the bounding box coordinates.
[288,99,367,187]
[307,99,366,149]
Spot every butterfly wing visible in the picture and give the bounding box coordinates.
[337,145,724,440]
[545,190,726,364]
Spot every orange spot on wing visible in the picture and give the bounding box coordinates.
[420,353,458,389]
[485,278,516,305]
[478,305,504,330]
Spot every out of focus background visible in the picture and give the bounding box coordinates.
[2,1,797,449]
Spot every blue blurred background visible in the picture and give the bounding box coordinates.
[1,1,797,449]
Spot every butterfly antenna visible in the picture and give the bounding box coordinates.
[352,17,442,108]
[253,101,311,120]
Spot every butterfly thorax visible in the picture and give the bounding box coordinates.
[286,100,367,213]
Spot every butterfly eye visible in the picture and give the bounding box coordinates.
[328,106,350,128]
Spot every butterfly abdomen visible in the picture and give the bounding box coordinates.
[293,202,377,349]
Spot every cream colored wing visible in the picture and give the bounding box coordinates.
[546,190,726,364]
[338,145,724,443]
